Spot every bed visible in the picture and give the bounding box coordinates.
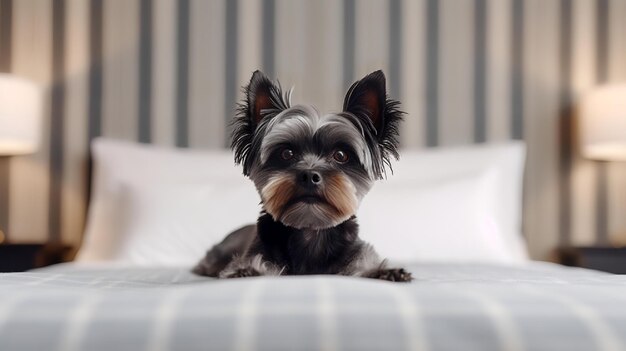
[2,262,626,350]
[1,139,624,351]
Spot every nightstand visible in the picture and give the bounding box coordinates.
[0,243,73,272]
[556,247,626,274]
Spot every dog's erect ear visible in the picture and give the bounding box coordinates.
[343,70,387,134]
[343,70,403,177]
[245,71,280,125]
[245,70,287,125]
[232,70,289,175]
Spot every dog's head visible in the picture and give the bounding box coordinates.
[232,70,403,230]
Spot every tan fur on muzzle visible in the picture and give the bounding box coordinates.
[322,173,358,219]
[261,172,359,227]
[261,175,296,218]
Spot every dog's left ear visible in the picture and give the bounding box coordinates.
[343,70,403,175]
[343,70,388,134]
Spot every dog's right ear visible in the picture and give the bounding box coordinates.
[245,70,287,126]
[232,70,289,175]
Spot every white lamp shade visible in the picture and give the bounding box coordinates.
[580,84,626,161]
[0,74,43,156]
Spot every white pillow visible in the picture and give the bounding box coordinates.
[109,181,261,265]
[76,138,260,263]
[360,142,528,263]
[359,168,515,263]
[78,138,527,265]
[398,143,525,245]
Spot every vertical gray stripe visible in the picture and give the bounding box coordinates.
[176,0,190,147]
[262,0,275,78]
[388,0,401,98]
[88,0,103,142]
[0,0,11,71]
[558,0,573,246]
[473,0,487,143]
[138,0,152,143]
[342,0,355,90]
[49,0,65,243]
[596,0,609,244]
[0,0,11,241]
[87,0,103,205]
[224,0,238,147]
[596,162,609,244]
[511,0,524,140]
[426,0,439,147]
[596,0,609,83]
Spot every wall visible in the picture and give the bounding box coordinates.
[0,0,625,260]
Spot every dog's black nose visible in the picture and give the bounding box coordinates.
[299,170,322,188]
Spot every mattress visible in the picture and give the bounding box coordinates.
[1,262,625,351]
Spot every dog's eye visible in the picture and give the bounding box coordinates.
[281,148,295,161]
[333,150,349,163]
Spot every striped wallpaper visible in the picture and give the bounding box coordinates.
[0,0,625,260]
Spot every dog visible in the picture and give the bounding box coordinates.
[193,70,412,282]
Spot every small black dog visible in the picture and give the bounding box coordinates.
[193,70,412,282]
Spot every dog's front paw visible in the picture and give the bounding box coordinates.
[224,267,261,278]
[366,268,413,282]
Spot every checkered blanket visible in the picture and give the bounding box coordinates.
[1,262,626,351]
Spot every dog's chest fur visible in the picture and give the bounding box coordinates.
[254,213,363,275]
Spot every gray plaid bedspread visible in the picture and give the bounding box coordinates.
[1,262,626,351]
